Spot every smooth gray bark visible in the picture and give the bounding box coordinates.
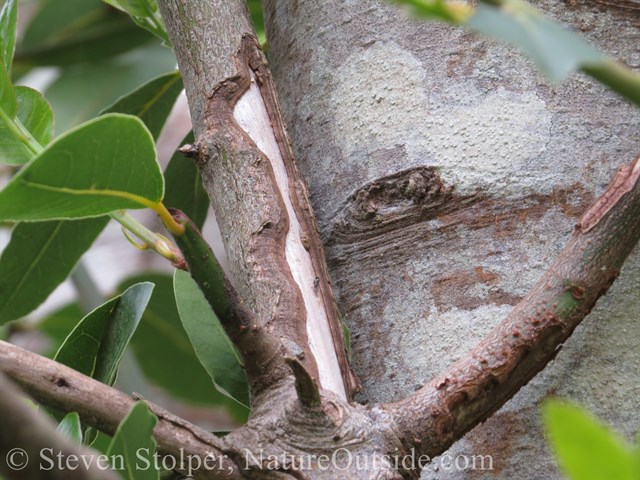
[264,0,640,478]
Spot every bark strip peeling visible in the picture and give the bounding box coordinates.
[579,155,640,232]
[203,35,358,400]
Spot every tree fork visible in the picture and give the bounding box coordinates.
[0,30,637,477]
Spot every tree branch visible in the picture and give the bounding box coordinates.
[158,0,358,400]
[0,371,120,480]
[384,155,640,460]
[0,340,241,480]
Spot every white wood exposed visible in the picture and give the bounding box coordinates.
[233,74,347,400]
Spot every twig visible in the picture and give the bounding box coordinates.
[0,371,119,480]
[384,155,640,459]
[0,340,241,480]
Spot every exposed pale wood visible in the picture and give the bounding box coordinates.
[159,0,357,399]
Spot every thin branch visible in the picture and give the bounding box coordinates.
[384,155,640,461]
[0,371,119,480]
[0,340,241,480]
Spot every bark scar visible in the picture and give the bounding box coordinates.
[205,34,360,399]
[579,155,640,233]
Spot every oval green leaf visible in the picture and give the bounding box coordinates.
[0,217,109,325]
[0,114,163,222]
[14,87,55,146]
[54,282,154,386]
[0,86,55,165]
[107,402,159,480]
[173,269,249,408]
[101,71,183,140]
[543,399,639,480]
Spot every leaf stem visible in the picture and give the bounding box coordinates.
[109,210,185,266]
[582,60,640,108]
[18,179,185,235]
[149,201,185,235]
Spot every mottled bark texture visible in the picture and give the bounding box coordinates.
[264,0,640,478]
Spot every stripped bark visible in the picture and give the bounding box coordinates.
[159,0,357,400]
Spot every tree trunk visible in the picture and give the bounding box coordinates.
[264,0,640,478]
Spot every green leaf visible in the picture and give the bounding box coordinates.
[582,60,640,108]
[0,59,15,117]
[102,0,170,46]
[45,43,177,133]
[389,0,471,24]
[103,0,150,18]
[543,399,639,480]
[0,218,108,325]
[13,87,55,146]
[468,1,605,83]
[0,86,55,165]
[0,0,17,73]
[173,270,249,408]
[56,412,83,444]
[54,282,154,386]
[15,0,154,68]
[101,71,183,140]
[107,402,159,480]
[119,273,248,418]
[247,0,266,46]
[0,114,163,222]
[88,431,113,455]
[163,132,209,230]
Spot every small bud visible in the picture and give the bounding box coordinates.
[155,238,174,258]
[178,143,199,158]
